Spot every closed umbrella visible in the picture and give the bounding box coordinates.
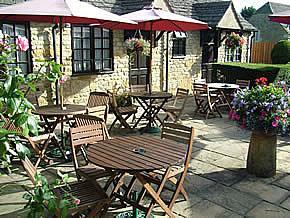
[269,10,290,24]
[0,0,136,102]
[120,6,208,92]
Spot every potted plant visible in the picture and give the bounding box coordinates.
[225,32,245,50]
[124,37,150,57]
[229,77,290,177]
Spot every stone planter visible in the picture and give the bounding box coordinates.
[246,130,277,178]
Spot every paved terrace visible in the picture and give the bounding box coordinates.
[0,97,290,218]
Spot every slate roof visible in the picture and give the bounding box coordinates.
[257,2,290,14]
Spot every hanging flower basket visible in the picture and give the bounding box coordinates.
[225,32,245,50]
[125,37,150,56]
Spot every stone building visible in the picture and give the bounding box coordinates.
[249,2,290,43]
[0,0,255,104]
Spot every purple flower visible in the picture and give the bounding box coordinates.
[272,121,278,127]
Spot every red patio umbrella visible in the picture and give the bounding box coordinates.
[0,0,136,102]
[119,6,208,92]
[269,10,290,24]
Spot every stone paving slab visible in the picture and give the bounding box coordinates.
[246,201,290,217]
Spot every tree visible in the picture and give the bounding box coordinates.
[241,6,256,20]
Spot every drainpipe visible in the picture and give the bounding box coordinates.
[52,24,59,104]
[165,31,169,92]
[247,32,254,63]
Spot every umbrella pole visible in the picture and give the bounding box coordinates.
[148,22,153,93]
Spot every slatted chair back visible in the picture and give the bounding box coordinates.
[74,114,110,139]
[21,156,37,185]
[161,122,194,209]
[172,88,189,107]
[129,84,149,93]
[192,82,210,101]
[70,124,108,169]
[236,79,250,89]
[87,92,110,123]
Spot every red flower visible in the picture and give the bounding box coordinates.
[255,77,268,86]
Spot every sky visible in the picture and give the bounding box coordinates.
[232,0,290,12]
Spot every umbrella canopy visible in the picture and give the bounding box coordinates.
[118,6,208,31]
[269,10,290,24]
[0,0,136,28]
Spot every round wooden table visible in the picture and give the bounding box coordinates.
[33,104,87,147]
[129,91,172,132]
[208,83,239,90]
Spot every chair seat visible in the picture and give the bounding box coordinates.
[54,180,108,208]
[30,133,55,143]
[163,105,182,112]
[118,106,137,114]
[77,164,112,179]
[153,165,184,178]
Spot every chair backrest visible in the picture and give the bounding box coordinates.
[236,79,250,89]
[172,88,189,107]
[87,92,110,122]
[69,123,109,169]
[161,123,194,168]
[21,156,37,185]
[192,83,209,97]
[130,84,149,93]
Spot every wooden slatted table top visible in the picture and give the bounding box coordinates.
[208,83,239,89]
[87,135,186,172]
[33,104,87,116]
[129,91,173,99]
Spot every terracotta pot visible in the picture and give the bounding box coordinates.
[247,130,277,178]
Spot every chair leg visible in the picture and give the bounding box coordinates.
[109,118,118,131]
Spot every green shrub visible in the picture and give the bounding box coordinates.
[271,40,290,64]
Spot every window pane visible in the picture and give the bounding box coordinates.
[103,29,110,37]
[19,63,27,73]
[94,39,102,48]
[3,24,14,36]
[15,24,25,36]
[17,51,27,62]
[94,28,101,37]
[73,50,82,60]
[74,61,82,72]
[103,49,110,58]
[95,60,101,70]
[73,39,82,48]
[103,59,111,69]
[95,49,101,59]
[83,27,90,37]
[73,27,82,37]
[103,39,110,48]
[83,39,90,48]
[83,61,91,71]
[83,50,90,59]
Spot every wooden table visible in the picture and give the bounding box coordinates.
[33,104,87,147]
[87,135,186,217]
[129,91,172,131]
[208,83,239,110]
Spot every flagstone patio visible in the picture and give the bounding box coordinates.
[0,96,290,218]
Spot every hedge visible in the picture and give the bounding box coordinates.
[211,62,290,86]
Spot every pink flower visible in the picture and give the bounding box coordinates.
[272,121,278,127]
[282,119,286,124]
[275,116,280,121]
[16,36,29,52]
[235,114,240,121]
[74,198,80,205]
[287,109,290,115]
[59,75,68,84]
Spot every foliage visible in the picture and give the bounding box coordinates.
[125,38,150,56]
[115,93,132,107]
[241,6,256,20]
[271,40,290,64]
[230,78,290,134]
[225,32,245,50]
[23,172,79,218]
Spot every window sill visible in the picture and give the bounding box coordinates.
[72,71,114,77]
[171,55,186,59]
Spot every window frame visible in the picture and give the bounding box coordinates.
[224,46,242,62]
[0,21,33,74]
[172,35,186,58]
[71,25,113,76]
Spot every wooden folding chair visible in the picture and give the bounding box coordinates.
[138,123,194,216]
[86,92,110,123]
[107,91,137,131]
[21,155,109,217]
[69,122,113,182]
[162,88,189,123]
[236,79,250,89]
[2,118,64,167]
[192,83,222,119]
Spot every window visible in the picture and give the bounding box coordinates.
[224,46,242,62]
[1,22,31,74]
[172,31,187,57]
[71,26,113,75]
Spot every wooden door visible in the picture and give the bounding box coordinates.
[129,51,149,86]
